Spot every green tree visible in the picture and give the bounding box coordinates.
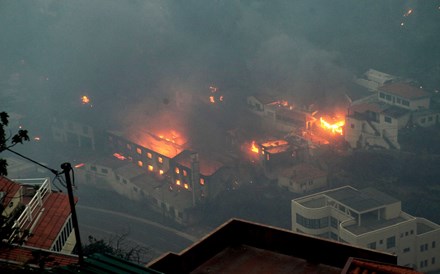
[0,111,30,176]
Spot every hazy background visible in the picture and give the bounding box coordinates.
[1,0,439,120]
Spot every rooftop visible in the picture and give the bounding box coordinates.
[279,163,327,181]
[25,192,77,249]
[148,219,397,274]
[324,187,398,213]
[379,83,430,100]
[0,176,21,208]
[296,186,399,213]
[0,245,79,270]
[174,151,224,177]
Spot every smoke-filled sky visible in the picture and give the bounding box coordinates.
[1,0,439,130]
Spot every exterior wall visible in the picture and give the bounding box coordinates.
[414,113,440,128]
[378,91,430,111]
[292,193,440,272]
[414,218,440,272]
[247,96,265,115]
[51,119,95,150]
[51,216,75,254]
[279,175,327,194]
[345,115,399,150]
[2,188,22,218]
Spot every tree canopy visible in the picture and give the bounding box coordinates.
[0,111,30,176]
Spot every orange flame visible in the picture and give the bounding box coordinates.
[209,96,215,103]
[113,153,126,160]
[403,9,413,17]
[81,95,90,104]
[251,141,259,153]
[319,117,345,135]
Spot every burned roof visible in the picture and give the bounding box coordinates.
[325,186,399,213]
[379,82,430,100]
[173,151,224,177]
[279,163,327,181]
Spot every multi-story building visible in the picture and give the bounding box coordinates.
[291,186,440,272]
[345,82,439,150]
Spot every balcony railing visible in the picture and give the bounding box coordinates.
[9,178,52,242]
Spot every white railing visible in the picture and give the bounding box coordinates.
[10,178,51,240]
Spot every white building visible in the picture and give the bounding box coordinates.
[291,186,440,272]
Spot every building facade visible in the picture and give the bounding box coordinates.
[291,186,440,272]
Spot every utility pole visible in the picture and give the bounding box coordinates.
[61,162,84,266]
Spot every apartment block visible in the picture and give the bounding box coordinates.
[291,186,440,272]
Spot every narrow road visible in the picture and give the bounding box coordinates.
[76,205,196,258]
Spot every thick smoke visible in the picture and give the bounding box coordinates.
[1,1,439,146]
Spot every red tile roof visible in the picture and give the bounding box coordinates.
[25,193,77,249]
[0,245,78,269]
[0,176,21,208]
[379,83,430,100]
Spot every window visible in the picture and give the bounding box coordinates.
[386,236,396,249]
[126,143,132,150]
[350,123,355,129]
[330,217,338,228]
[137,161,143,167]
[136,148,142,154]
[428,116,433,122]
[379,92,385,99]
[296,214,329,229]
[396,98,401,104]
[159,169,164,175]
[147,152,152,159]
[200,178,205,185]
[176,179,181,186]
[403,247,410,253]
[90,165,97,171]
[402,100,410,107]
[432,257,436,265]
[379,240,383,245]
[184,183,189,189]
[175,167,180,174]
[158,157,163,164]
[385,94,391,101]
[384,116,392,123]
[367,242,376,250]
[433,241,436,248]
[148,165,153,171]
[101,168,108,174]
[183,170,187,176]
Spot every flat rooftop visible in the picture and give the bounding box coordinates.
[344,216,408,236]
[324,187,398,213]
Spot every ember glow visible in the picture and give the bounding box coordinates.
[113,152,126,160]
[34,137,41,141]
[81,95,90,104]
[251,141,259,153]
[319,117,345,135]
[403,9,413,17]
[74,163,85,169]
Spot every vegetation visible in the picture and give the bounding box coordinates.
[83,232,151,264]
[0,111,30,176]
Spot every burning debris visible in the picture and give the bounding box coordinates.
[208,85,224,104]
[319,116,345,135]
